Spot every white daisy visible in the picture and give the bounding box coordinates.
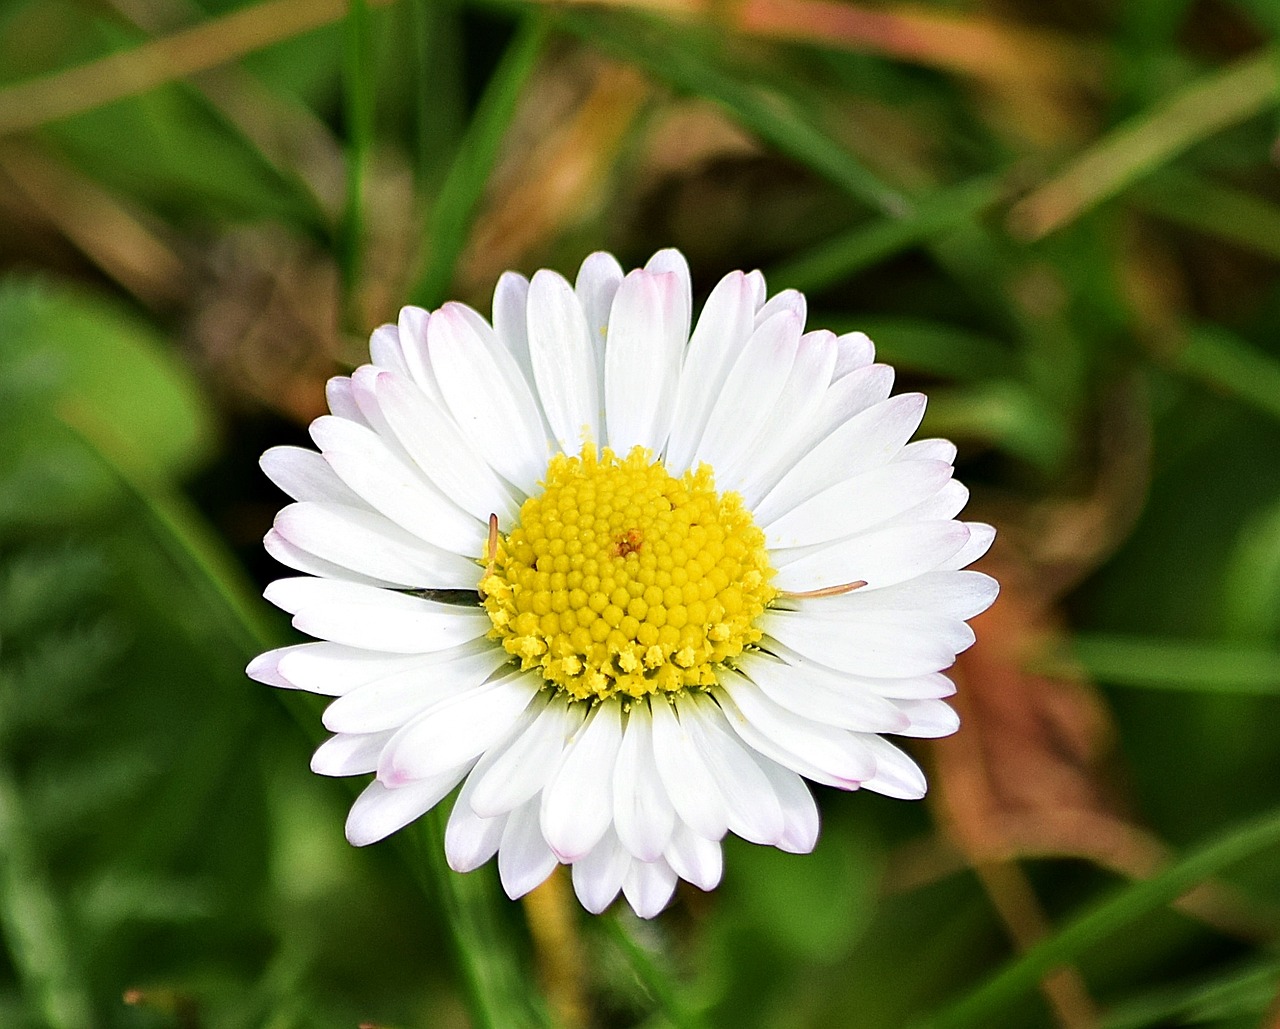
[247,249,997,919]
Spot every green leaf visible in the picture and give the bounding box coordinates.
[0,278,214,480]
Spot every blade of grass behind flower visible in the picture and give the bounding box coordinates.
[411,0,467,189]
[0,0,394,135]
[603,913,712,1029]
[1101,955,1280,1029]
[557,7,912,217]
[767,174,1005,293]
[410,15,548,309]
[339,0,374,326]
[1009,46,1280,239]
[908,804,1280,1029]
[1175,325,1280,423]
[1062,634,1280,694]
[1133,170,1280,263]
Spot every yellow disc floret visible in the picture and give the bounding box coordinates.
[479,446,776,702]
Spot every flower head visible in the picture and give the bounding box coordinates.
[248,249,997,918]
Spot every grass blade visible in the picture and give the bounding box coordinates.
[1133,170,1280,262]
[910,804,1280,1029]
[1063,634,1280,694]
[340,0,375,324]
[1175,324,1280,423]
[0,0,395,135]
[1010,46,1279,239]
[557,7,911,216]
[768,174,1005,292]
[411,16,548,309]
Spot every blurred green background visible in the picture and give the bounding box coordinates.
[2,0,1280,1026]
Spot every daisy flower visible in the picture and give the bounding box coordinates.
[248,249,997,918]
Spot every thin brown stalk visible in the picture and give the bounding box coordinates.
[0,0,393,135]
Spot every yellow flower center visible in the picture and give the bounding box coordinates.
[479,446,776,702]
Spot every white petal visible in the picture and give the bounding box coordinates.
[859,735,927,799]
[872,673,957,700]
[492,272,536,388]
[470,698,585,818]
[321,639,511,733]
[273,502,479,589]
[750,754,820,853]
[622,857,678,919]
[737,651,910,733]
[754,288,805,329]
[649,698,727,841]
[347,366,422,468]
[369,323,411,375]
[378,672,538,783]
[374,370,521,524]
[764,460,954,549]
[575,251,623,356]
[893,698,961,738]
[540,700,623,861]
[311,730,392,776]
[263,577,490,653]
[612,706,676,861]
[644,248,692,345]
[346,766,472,846]
[446,768,507,872]
[899,437,956,463]
[395,306,442,404]
[693,309,802,487]
[604,269,684,454]
[681,694,785,846]
[745,269,767,309]
[275,643,431,696]
[245,648,293,688]
[808,364,896,449]
[429,303,549,494]
[665,270,758,474]
[261,446,364,506]
[763,609,973,677]
[498,799,558,899]
[772,520,972,593]
[716,670,875,788]
[805,569,999,621]
[310,415,484,555]
[663,822,723,891]
[756,393,927,525]
[264,527,396,588]
[527,269,601,453]
[884,479,970,525]
[326,376,369,427]
[571,828,629,914]
[832,331,875,378]
[940,522,996,569]
[732,329,838,503]
[760,639,958,702]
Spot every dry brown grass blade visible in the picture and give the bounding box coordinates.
[460,59,651,292]
[522,868,588,1029]
[0,0,394,135]
[735,0,1093,88]
[0,141,186,307]
[1008,47,1279,240]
